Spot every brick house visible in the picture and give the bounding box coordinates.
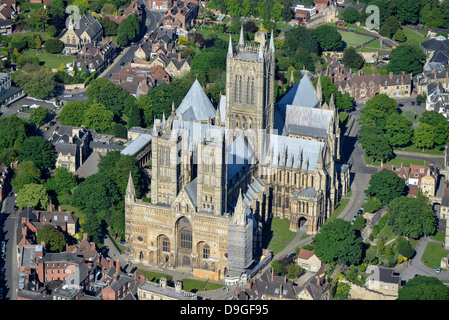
[161,0,199,30]
[76,39,118,73]
[149,0,172,10]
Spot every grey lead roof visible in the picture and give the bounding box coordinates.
[121,133,152,156]
[176,79,216,122]
[277,74,320,108]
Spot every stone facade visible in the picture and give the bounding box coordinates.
[125,30,349,280]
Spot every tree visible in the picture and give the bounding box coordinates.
[312,24,343,51]
[384,113,413,148]
[44,38,64,54]
[359,94,398,129]
[413,123,435,151]
[351,215,366,233]
[398,276,449,300]
[83,103,114,133]
[393,29,407,42]
[397,237,415,259]
[116,32,128,47]
[29,106,51,127]
[16,183,49,209]
[358,125,393,162]
[101,17,118,36]
[312,219,363,265]
[386,44,425,76]
[11,161,42,191]
[86,78,130,117]
[37,224,67,253]
[73,173,120,212]
[0,115,27,150]
[45,167,77,203]
[340,6,360,24]
[13,63,55,99]
[146,83,185,120]
[365,169,406,204]
[19,136,56,170]
[341,46,364,70]
[34,7,50,30]
[364,197,383,213]
[388,195,437,239]
[395,0,420,25]
[59,101,88,127]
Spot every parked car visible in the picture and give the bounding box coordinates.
[436,267,441,273]
[63,94,73,98]
[120,61,125,66]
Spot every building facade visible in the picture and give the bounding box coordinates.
[125,30,349,281]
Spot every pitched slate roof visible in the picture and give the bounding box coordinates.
[74,12,103,39]
[421,36,449,52]
[176,79,216,122]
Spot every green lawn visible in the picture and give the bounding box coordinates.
[21,49,75,69]
[365,154,429,167]
[327,198,350,224]
[397,145,444,155]
[337,30,373,47]
[181,278,225,292]
[357,39,384,51]
[421,241,449,270]
[265,218,296,255]
[402,28,428,45]
[138,270,173,283]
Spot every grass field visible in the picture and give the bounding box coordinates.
[21,49,75,69]
[402,28,428,45]
[421,241,449,270]
[181,278,225,292]
[327,198,350,223]
[265,218,296,255]
[338,29,374,47]
[365,154,429,167]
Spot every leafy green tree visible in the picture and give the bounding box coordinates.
[413,122,435,150]
[83,103,114,133]
[312,24,343,51]
[358,125,393,163]
[45,167,77,203]
[386,44,425,76]
[312,219,363,265]
[393,29,407,42]
[364,197,383,213]
[397,237,415,259]
[16,183,49,209]
[37,224,67,252]
[340,6,360,23]
[19,136,56,170]
[388,195,437,239]
[112,123,128,139]
[29,107,51,127]
[44,38,64,54]
[73,173,120,212]
[384,113,413,148]
[351,215,366,232]
[341,46,364,70]
[0,115,28,150]
[395,0,420,25]
[398,276,449,300]
[116,32,128,47]
[146,83,185,120]
[13,63,55,99]
[86,78,130,117]
[83,210,104,248]
[101,17,118,36]
[365,169,406,204]
[11,161,42,191]
[59,101,88,127]
[50,0,65,19]
[359,94,398,129]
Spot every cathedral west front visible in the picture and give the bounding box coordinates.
[124,28,350,281]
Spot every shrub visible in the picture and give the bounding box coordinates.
[45,38,64,54]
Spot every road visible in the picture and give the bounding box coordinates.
[1,189,18,300]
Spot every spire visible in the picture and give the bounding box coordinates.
[215,105,221,124]
[289,69,295,87]
[316,75,323,104]
[269,29,275,53]
[227,33,233,58]
[126,171,136,203]
[171,100,175,115]
[258,41,264,62]
[234,189,246,227]
[316,146,323,169]
[329,93,335,110]
[161,111,166,130]
[238,25,244,49]
[152,117,158,136]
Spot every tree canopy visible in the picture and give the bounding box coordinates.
[19,136,56,170]
[312,219,364,265]
[398,276,449,300]
[365,169,406,204]
[37,224,67,253]
[388,195,437,239]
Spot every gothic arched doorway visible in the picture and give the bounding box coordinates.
[176,216,193,269]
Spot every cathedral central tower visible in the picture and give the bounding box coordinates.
[225,27,275,156]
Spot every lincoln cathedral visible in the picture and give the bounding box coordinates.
[124,28,350,281]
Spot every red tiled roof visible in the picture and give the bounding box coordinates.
[298,249,315,260]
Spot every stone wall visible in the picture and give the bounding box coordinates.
[342,280,397,300]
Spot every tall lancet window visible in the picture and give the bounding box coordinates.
[238,76,242,103]
[234,75,239,102]
[246,77,250,104]
[251,79,255,104]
